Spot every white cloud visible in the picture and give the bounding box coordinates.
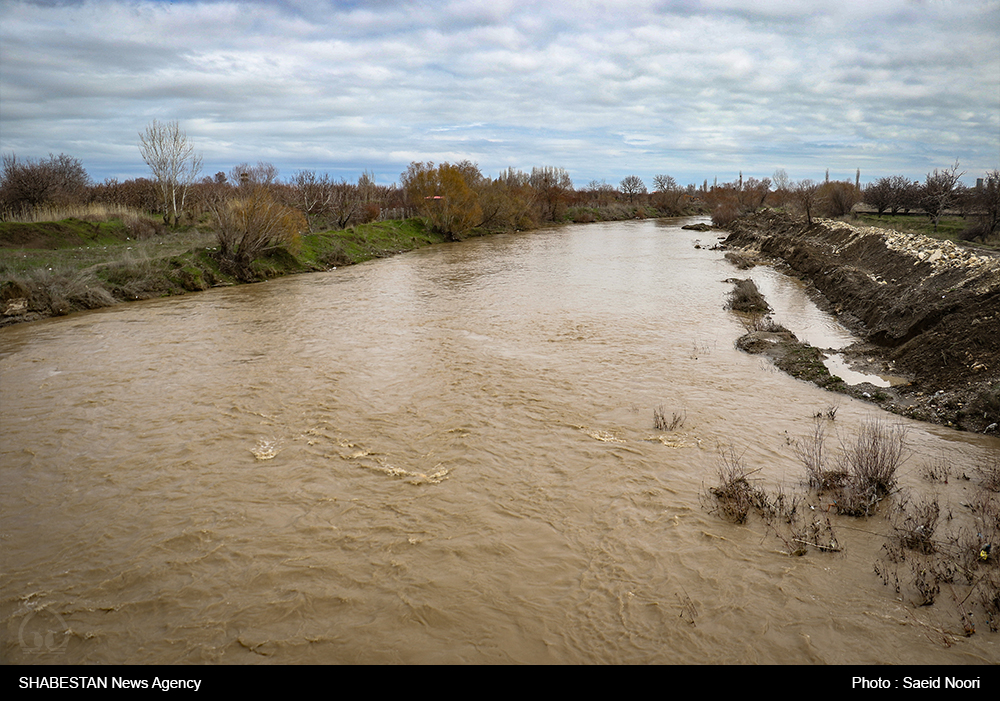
[0,0,996,186]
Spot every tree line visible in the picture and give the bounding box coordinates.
[706,163,999,242]
[3,120,998,272]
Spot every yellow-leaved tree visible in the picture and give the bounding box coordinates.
[401,161,483,241]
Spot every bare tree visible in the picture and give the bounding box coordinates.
[229,161,278,189]
[0,152,90,215]
[793,179,820,225]
[586,179,617,207]
[961,170,1000,242]
[138,120,202,226]
[738,176,771,211]
[529,166,573,221]
[920,160,965,230]
[652,173,685,213]
[771,168,791,207]
[864,177,895,216]
[290,170,333,230]
[653,174,678,192]
[619,175,647,203]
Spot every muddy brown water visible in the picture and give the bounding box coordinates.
[2,219,998,664]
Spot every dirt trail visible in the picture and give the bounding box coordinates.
[723,211,1000,434]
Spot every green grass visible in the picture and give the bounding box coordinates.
[1,217,449,322]
[854,213,998,250]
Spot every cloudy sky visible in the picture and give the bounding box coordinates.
[1,0,997,188]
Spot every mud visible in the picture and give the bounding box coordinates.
[724,211,1000,434]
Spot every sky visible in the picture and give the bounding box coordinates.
[1,0,998,189]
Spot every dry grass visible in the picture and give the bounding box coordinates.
[792,416,908,517]
[1,202,145,224]
[726,278,770,314]
[792,416,848,492]
[706,447,766,524]
[653,405,685,432]
[833,418,907,516]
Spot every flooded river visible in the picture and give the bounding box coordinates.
[2,219,998,664]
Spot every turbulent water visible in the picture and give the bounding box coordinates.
[2,218,998,664]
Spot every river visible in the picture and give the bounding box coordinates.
[2,218,997,664]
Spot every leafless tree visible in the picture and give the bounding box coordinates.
[619,175,647,203]
[586,179,617,207]
[229,161,278,189]
[920,160,965,230]
[864,177,895,216]
[793,179,821,225]
[652,173,685,213]
[0,152,90,215]
[653,174,678,192]
[290,170,334,230]
[738,176,771,211]
[138,120,202,226]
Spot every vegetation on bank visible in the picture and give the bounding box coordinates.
[1,130,708,323]
[2,126,995,324]
[0,215,452,323]
[705,164,999,247]
[0,195,694,324]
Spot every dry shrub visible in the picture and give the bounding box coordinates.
[653,405,685,431]
[834,418,907,516]
[707,447,767,524]
[875,473,998,629]
[711,201,741,228]
[122,213,168,239]
[212,186,306,279]
[18,266,117,315]
[893,496,941,555]
[726,278,769,314]
[976,452,1000,492]
[738,312,787,334]
[794,417,846,491]
[724,250,757,270]
[922,454,951,484]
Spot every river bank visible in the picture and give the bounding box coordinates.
[1,203,701,327]
[722,210,1000,434]
[0,218,453,327]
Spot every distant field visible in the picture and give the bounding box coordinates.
[853,212,998,250]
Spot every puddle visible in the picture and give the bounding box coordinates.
[746,268,908,388]
[822,352,908,388]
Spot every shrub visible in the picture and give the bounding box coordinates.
[834,418,907,516]
[211,186,306,280]
[726,278,770,314]
[653,406,685,431]
[707,447,767,524]
[793,417,846,491]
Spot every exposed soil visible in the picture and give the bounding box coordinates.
[723,210,1000,435]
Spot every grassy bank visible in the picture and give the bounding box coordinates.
[1,202,704,326]
[0,217,446,325]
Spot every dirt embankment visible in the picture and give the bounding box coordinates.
[723,211,1000,434]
